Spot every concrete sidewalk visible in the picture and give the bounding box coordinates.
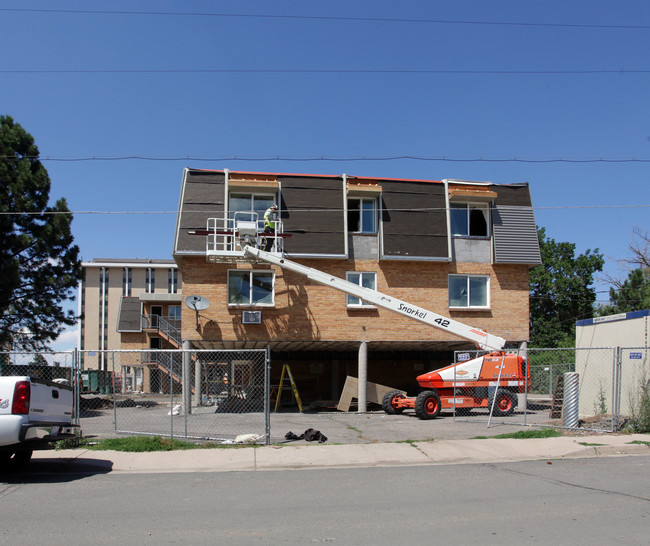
[31,433,650,474]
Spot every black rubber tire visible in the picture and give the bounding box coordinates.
[0,450,33,471]
[488,390,517,417]
[414,390,442,420]
[12,450,33,467]
[382,389,405,415]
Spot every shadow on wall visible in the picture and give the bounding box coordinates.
[231,283,321,341]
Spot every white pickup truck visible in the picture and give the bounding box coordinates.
[0,376,80,468]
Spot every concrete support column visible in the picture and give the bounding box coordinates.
[358,341,367,413]
[182,340,192,414]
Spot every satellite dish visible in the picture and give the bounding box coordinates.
[185,295,210,311]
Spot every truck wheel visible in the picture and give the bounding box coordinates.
[12,450,33,468]
[0,450,32,470]
[489,391,517,417]
[382,390,405,415]
[415,390,441,420]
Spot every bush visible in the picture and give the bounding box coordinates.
[628,370,650,433]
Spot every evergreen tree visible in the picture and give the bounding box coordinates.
[529,227,604,347]
[0,116,82,350]
[598,268,650,315]
[598,229,650,315]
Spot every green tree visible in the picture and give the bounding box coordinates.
[598,228,650,315]
[0,116,82,350]
[529,227,604,347]
[598,268,650,315]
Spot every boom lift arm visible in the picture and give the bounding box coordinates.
[243,246,506,352]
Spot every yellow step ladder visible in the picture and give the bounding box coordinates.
[274,364,303,413]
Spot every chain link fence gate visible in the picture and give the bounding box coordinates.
[449,347,650,433]
[77,348,270,444]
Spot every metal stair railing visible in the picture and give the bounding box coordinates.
[157,316,182,346]
[141,315,182,347]
[142,350,183,385]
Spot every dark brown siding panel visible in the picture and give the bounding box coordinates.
[492,184,533,207]
[281,176,345,255]
[381,180,449,258]
[176,171,226,253]
[117,297,142,332]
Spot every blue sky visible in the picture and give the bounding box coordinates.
[2,1,649,350]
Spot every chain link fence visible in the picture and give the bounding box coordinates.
[2,346,648,439]
[78,349,270,444]
[449,347,650,432]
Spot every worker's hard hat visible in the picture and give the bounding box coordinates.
[271,204,278,209]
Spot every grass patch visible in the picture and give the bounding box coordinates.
[628,440,650,446]
[57,436,251,452]
[346,425,363,438]
[578,442,606,446]
[471,428,562,440]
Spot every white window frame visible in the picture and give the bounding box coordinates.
[448,274,490,309]
[227,269,275,306]
[228,192,277,231]
[347,197,378,234]
[345,271,377,307]
[450,202,490,238]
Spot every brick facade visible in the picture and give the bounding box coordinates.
[178,256,529,349]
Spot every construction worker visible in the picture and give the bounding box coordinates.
[263,204,278,251]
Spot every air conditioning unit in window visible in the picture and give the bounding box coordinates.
[242,311,262,324]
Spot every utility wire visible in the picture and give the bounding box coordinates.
[3,68,650,75]
[1,204,649,216]
[2,8,649,30]
[3,154,650,163]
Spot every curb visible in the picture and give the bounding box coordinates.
[30,434,650,474]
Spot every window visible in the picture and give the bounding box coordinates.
[145,268,155,293]
[448,275,489,308]
[450,203,489,237]
[346,272,377,306]
[229,193,276,230]
[168,305,182,327]
[168,268,178,294]
[228,270,274,305]
[348,198,377,234]
[122,267,132,297]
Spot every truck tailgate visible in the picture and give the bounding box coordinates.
[28,378,74,424]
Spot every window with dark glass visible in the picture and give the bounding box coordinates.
[146,268,155,293]
[228,270,274,305]
[348,198,377,234]
[346,272,377,306]
[229,193,276,230]
[450,203,489,237]
[122,267,132,297]
[168,268,178,294]
[448,274,489,308]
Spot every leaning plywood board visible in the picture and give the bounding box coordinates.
[337,376,406,412]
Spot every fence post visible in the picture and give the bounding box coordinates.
[182,341,192,415]
[612,347,622,432]
[265,346,271,445]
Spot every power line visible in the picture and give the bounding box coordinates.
[3,68,650,75]
[3,154,650,164]
[1,204,649,216]
[2,8,649,30]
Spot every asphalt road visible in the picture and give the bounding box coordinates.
[1,456,648,544]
